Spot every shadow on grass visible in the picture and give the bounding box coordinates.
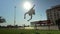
[47,32,51,34]
[35,32,40,34]
[20,32,24,34]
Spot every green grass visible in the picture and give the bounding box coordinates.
[0,28,60,34]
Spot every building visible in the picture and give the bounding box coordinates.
[30,20,59,30]
[46,5,60,25]
[30,20,48,26]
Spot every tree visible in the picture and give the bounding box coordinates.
[0,16,6,23]
[56,18,60,30]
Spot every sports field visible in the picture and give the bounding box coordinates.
[0,28,60,34]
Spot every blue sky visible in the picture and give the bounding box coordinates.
[0,0,60,26]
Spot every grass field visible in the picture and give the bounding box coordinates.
[0,28,60,34]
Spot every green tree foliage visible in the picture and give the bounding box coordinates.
[0,16,6,23]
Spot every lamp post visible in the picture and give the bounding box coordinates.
[14,6,16,26]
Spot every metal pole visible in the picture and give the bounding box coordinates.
[14,6,16,26]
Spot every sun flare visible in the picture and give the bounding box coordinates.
[23,2,32,11]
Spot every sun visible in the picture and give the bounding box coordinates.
[23,1,32,11]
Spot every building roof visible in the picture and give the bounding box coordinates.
[51,5,60,9]
[46,5,60,11]
[31,20,48,24]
